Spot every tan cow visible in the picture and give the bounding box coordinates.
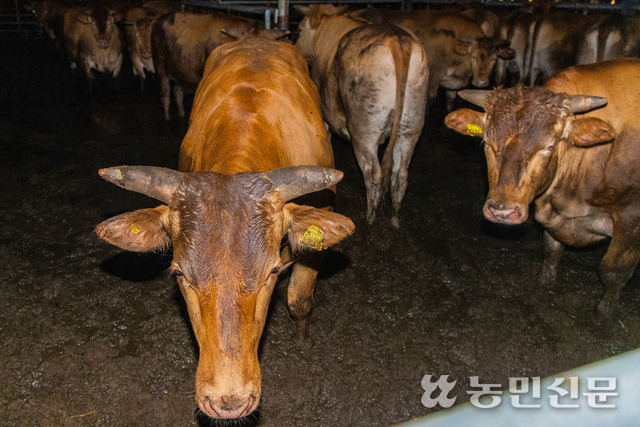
[296,4,428,227]
[59,3,123,93]
[445,58,640,317]
[352,8,514,111]
[95,34,354,420]
[150,11,263,120]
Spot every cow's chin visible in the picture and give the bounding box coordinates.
[483,201,528,225]
[196,405,260,426]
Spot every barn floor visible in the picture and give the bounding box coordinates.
[2,39,639,426]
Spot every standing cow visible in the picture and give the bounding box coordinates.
[352,8,514,111]
[59,2,123,93]
[296,4,429,227]
[577,15,640,65]
[95,34,354,420]
[151,11,263,120]
[119,1,181,90]
[445,58,640,317]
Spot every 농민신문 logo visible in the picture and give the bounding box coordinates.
[421,375,618,409]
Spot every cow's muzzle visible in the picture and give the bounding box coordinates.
[484,200,526,224]
[201,394,255,419]
[97,39,110,49]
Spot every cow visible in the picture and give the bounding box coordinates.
[24,0,69,42]
[295,4,428,227]
[524,11,605,86]
[352,8,514,111]
[58,2,123,93]
[576,15,640,65]
[150,11,263,121]
[95,34,354,421]
[494,9,542,87]
[444,58,640,317]
[119,1,180,90]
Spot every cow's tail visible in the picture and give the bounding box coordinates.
[380,31,413,202]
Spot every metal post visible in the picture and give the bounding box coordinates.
[265,9,271,29]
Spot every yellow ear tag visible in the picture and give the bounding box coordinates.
[300,225,325,251]
[130,224,141,235]
[466,123,482,136]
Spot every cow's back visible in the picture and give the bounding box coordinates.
[179,37,332,174]
[151,12,258,91]
[545,58,640,130]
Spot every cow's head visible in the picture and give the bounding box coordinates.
[96,165,354,420]
[445,86,614,224]
[294,4,350,63]
[455,37,515,87]
[79,4,118,49]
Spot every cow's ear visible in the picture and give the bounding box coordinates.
[284,203,354,252]
[445,108,486,137]
[95,205,171,252]
[567,117,616,147]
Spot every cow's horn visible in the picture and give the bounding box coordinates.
[564,95,608,114]
[458,90,491,109]
[266,166,343,202]
[98,166,183,204]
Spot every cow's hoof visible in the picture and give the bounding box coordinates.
[295,336,313,351]
[390,216,400,229]
[596,298,618,319]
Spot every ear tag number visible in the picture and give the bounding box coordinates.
[466,123,482,135]
[130,224,141,234]
[300,225,325,251]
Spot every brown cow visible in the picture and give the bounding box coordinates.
[95,34,354,420]
[119,1,180,90]
[59,2,123,92]
[352,8,514,111]
[150,11,263,121]
[494,9,542,87]
[445,58,640,317]
[24,1,69,42]
[296,4,428,227]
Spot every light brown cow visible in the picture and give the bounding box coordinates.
[150,11,263,120]
[577,15,640,65]
[59,3,123,92]
[352,8,514,111]
[524,10,604,86]
[445,58,640,317]
[296,4,428,227]
[95,34,354,420]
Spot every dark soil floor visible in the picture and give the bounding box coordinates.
[1,39,639,426]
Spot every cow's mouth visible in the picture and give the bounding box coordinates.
[140,51,152,59]
[483,201,526,224]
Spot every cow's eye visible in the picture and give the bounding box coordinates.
[271,267,279,275]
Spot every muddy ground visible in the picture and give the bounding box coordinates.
[1,39,639,426]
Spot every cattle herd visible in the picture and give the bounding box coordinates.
[24,0,640,422]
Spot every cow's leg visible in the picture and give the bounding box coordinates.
[158,73,171,121]
[597,226,640,317]
[82,63,94,95]
[445,89,457,112]
[538,230,564,286]
[384,132,420,228]
[352,138,383,224]
[287,252,322,344]
[174,85,185,118]
[112,54,123,92]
